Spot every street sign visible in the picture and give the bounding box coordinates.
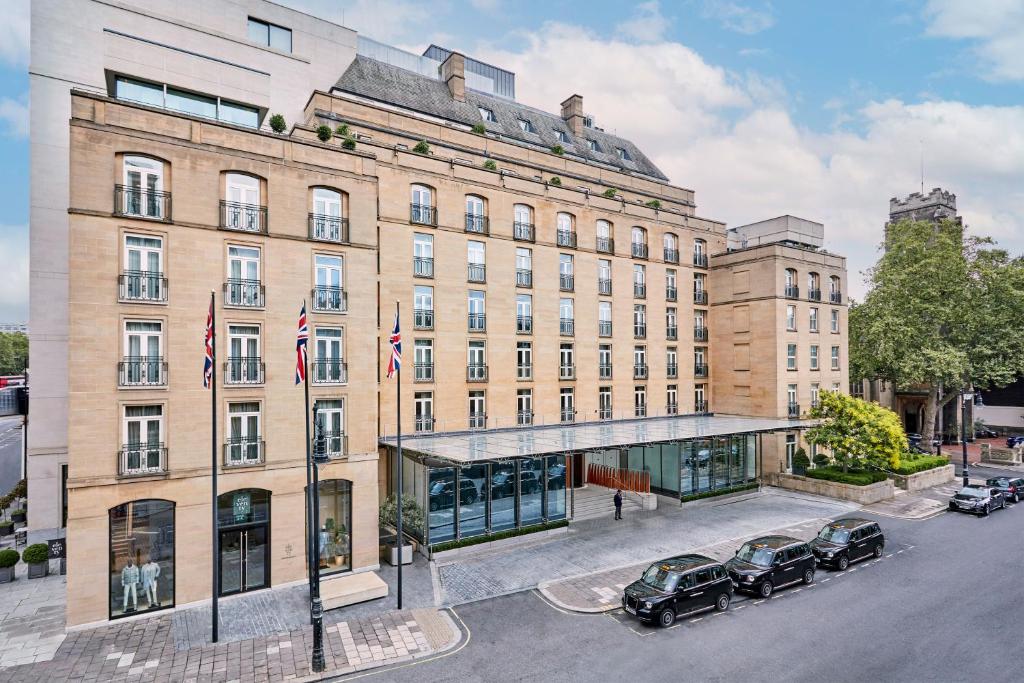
[48,537,65,559]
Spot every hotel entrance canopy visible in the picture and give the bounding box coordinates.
[379,414,814,465]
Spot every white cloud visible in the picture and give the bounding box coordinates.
[616,1,672,43]
[0,0,28,67]
[0,226,28,323]
[923,0,1024,81]
[0,97,28,138]
[477,22,1024,300]
[469,0,501,11]
[285,0,438,45]
[702,1,776,35]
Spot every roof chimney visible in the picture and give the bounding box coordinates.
[560,94,584,137]
[441,51,466,102]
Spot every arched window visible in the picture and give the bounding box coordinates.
[465,195,487,234]
[223,173,264,232]
[829,275,842,302]
[663,233,679,263]
[410,184,435,225]
[310,188,347,243]
[596,220,613,253]
[631,227,648,258]
[216,489,271,595]
[109,499,175,618]
[693,238,707,267]
[318,479,353,576]
[121,155,166,219]
[557,212,576,248]
[514,204,534,241]
[808,272,820,300]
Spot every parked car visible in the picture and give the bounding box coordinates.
[491,470,541,499]
[948,484,1006,516]
[985,477,1024,503]
[725,536,816,598]
[1006,436,1024,449]
[975,427,998,439]
[547,464,566,490]
[428,478,478,511]
[809,518,885,570]
[621,554,733,627]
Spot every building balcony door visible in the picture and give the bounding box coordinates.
[219,525,268,596]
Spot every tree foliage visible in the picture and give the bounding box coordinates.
[0,333,27,375]
[849,219,1024,442]
[805,391,905,472]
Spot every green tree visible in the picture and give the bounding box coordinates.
[850,219,1024,444]
[805,391,905,472]
[0,333,28,375]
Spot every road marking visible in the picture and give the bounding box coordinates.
[753,600,765,605]
[691,617,703,622]
[885,554,894,558]
[734,605,745,611]
[821,578,830,582]
[896,549,904,554]
[792,588,802,593]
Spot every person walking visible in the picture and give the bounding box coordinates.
[614,489,623,520]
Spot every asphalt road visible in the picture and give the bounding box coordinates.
[0,416,22,495]
[367,502,1022,683]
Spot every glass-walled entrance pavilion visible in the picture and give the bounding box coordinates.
[380,414,811,549]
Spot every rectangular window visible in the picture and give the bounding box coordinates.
[468,391,486,428]
[226,324,262,384]
[634,304,646,338]
[414,339,433,382]
[560,298,574,336]
[314,328,345,383]
[414,233,434,277]
[786,304,796,331]
[809,307,819,333]
[786,434,797,471]
[560,343,575,379]
[415,392,434,432]
[226,245,262,307]
[810,383,820,407]
[517,341,533,380]
[599,344,612,380]
[166,87,218,119]
[226,401,262,465]
[115,76,259,128]
[313,254,345,312]
[121,405,164,475]
[248,17,292,52]
[599,387,612,419]
[468,291,486,331]
[560,388,575,422]
[121,321,164,387]
[314,399,345,457]
[787,343,797,370]
[634,386,647,417]
[695,384,706,412]
[468,340,487,381]
[831,309,840,333]
[122,234,164,302]
[414,286,434,329]
[517,389,533,425]
[831,346,840,370]
[667,385,678,414]
[560,254,574,291]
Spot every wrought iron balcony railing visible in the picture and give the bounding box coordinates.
[599,363,612,379]
[559,364,576,380]
[560,274,574,291]
[635,404,647,418]
[788,403,801,418]
[118,443,167,477]
[410,203,437,226]
[468,412,487,429]
[666,402,678,415]
[830,290,843,304]
[465,213,489,234]
[598,321,612,337]
[634,324,647,339]
[118,356,167,387]
[312,358,348,384]
[694,290,708,305]
[413,256,434,278]
[556,230,577,248]
[693,253,709,268]
[666,326,678,340]
[224,357,264,385]
[517,315,533,334]
[219,200,266,233]
[467,363,488,382]
[468,313,486,332]
[517,364,533,380]
[784,285,800,299]
[513,222,535,242]
[308,213,349,243]
[468,263,486,283]
[517,410,534,426]
[415,416,435,433]
[631,243,648,259]
[414,308,434,329]
[414,362,433,382]
[665,286,677,302]
[114,185,171,221]
[516,269,533,287]
[224,279,265,308]
[311,285,347,313]
[695,363,709,378]
[634,283,646,298]
[596,237,614,254]
[223,436,265,467]
[664,248,679,264]
[560,318,575,336]
[667,364,678,379]
[634,364,649,379]
[695,400,709,414]
[808,288,821,302]
[598,278,612,295]
[694,326,709,342]
[119,271,167,303]
[560,409,576,423]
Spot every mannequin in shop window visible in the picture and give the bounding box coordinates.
[141,555,161,608]
[121,555,139,612]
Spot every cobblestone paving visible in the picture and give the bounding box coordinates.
[436,489,859,606]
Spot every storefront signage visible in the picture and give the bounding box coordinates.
[48,537,66,559]
[233,492,251,523]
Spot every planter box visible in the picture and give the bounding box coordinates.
[27,561,48,579]
[890,464,955,492]
[0,524,13,537]
[980,444,1022,465]
[0,566,14,583]
[10,512,25,524]
[765,472,894,505]
[430,525,569,561]
[382,542,412,566]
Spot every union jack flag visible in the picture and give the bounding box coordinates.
[386,311,401,379]
[295,302,309,385]
[203,297,214,388]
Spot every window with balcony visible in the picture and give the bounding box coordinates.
[314,399,346,458]
[517,294,533,334]
[414,339,433,382]
[693,239,708,268]
[120,405,165,476]
[787,384,799,418]
[633,304,646,339]
[667,347,678,379]
[809,307,819,333]
[666,307,678,340]
[560,298,574,336]
[810,344,819,371]
[468,391,487,428]
[118,156,169,220]
[596,220,614,253]
[694,309,708,342]
[120,321,165,387]
[831,308,840,333]
[786,304,796,331]
[808,272,821,301]
[517,389,533,425]
[559,254,574,291]
[666,269,677,301]
[598,301,613,337]
[221,173,265,233]
[663,233,679,264]
[468,290,486,331]
[313,254,346,312]
[514,204,535,241]
[784,268,799,299]
[634,386,647,417]
[415,392,434,432]
[694,273,707,305]
[634,264,646,298]
[560,388,575,423]
[225,324,263,385]
[413,233,434,277]
[226,401,263,466]
[831,345,840,370]
[517,341,533,380]
[559,343,575,380]
[465,195,488,234]
[810,383,820,410]
[468,240,486,282]
[410,184,436,225]
[468,339,489,382]
[598,259,612,295]
[631,227,648,258]
[313,327,346,384]
[556,212,577,248]
[514,247,533,288]
[309,188,348,243]
[695,347,708,378]
[695,384,707,413]
[787,343,797,370]
[829,276,842,304]
[667,385,678,415]
[414,286,434,329]
[121,234,166,303]
[634,345,648,379]
[598,387,612,419]
[224,245,263,308]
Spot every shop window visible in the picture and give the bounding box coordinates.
[109,499,175,619]
[318,480,352,575]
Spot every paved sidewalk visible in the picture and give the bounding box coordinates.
[0,562,67,668]
[539,515,829,612]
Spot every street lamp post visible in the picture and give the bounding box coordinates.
[310,411,328,673]
[959,389,980,487]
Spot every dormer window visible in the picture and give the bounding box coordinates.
[556,130,570,144]
[616,147,632,161]
[479,107,496,123]
[517,118,536,133]
[587,139,600,152]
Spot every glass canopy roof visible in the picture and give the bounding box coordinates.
[379,414,813,464]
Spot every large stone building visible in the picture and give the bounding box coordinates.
[30,0,848,626]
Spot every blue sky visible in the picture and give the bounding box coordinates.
[2,0,1024,320]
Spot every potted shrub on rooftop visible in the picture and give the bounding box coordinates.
[379,494,422,566]
[23,543,49,579]
[0,548,18,583]
[268,113,286,134]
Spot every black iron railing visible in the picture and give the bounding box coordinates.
[785,285,800,299]
[219,200,267,233]
[468,263,486,283]
[311,286,347,313]
[468,313,486,332]
[516,269,533,287]
[465,213,489,234]
[598,278,612,295]
[596,237,614,254]
[414,362,433,382]
[223,357,265,385]
[414,256,434,278]
[414,308,434,329]
[119,271,167,303]
[694,290,708,305]
[514,222,535,242]
[560,318,574,336]
[114,185,171,221]
[695,363,709,378]
[693,253,709,268]
[664,248,679,264]
[411,203,437,226]
[559,364,576,380]
[598,321,612,337]
[556,230,577,248]
[632,243,648,259]
[634,324,646,339]
[634,283,646,298]
[312,359,348,384]
[467,364,488,382]
[415,416,435,433]
[308,213,349,243]
[694,326,708,342]
[599,364,612,379]
[667,364,678,379]
[788,403,800,418]
[223,436,265,467]
[560,274,574,291]
[808,288,821,302]
[634,364,648,379]
[517,316,533,334]
[118,443,167,477]
[666,286,677,302]
[666,326,678,340]
[224,279,265,308]
[118,357,167,387]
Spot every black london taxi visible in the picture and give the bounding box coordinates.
[621,554,733,627]
[428,478,478,511]
[725,536,815,598]
[810,518,885,570]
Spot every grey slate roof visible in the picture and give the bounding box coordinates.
[333,56,668,181]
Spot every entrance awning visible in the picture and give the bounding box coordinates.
[379,413,814,464]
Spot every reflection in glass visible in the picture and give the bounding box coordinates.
[490,463,517,532]
[546,455,567,521]
[428,468,456,544]
[521,457,545,526]
[460,465,488,539]
[660,443,681,495]
[318,480,352,575]
[109,499,175,619]
[713,437,730,489]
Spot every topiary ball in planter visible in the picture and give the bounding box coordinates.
[10,509,25,523]
[23,543,50,579]
[0,521,12,536]
[316,125,333,142]
[0,548,17,583]
[268,113,286,134]
[341,136,356,150]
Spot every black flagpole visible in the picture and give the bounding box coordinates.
[210,291,219,643]
[395,300,403,610]
[303,300,315,621]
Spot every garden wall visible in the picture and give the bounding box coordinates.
[764,472,894,505]
[890,464,955,492]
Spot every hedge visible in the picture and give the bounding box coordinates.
[892,455,949,476]
[0,548,18,568]
[21,543,49,565]
[431,519,569,554]
[680,483,759,503]
[804,467,889,486]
